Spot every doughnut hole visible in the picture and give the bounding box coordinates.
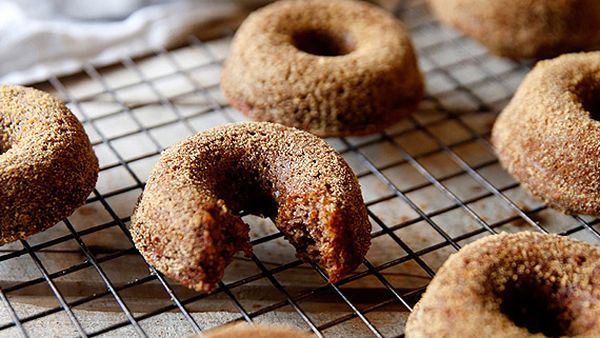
[577,76,600,121]
[0,130,9,155]
[492,272,597,336]
[209,165,278,218]
[292,28,355,56]
[583,94,600,121]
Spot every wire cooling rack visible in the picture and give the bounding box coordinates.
[1,0,599,337]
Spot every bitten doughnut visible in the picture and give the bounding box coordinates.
[427,0,600,59]
[492,52,600,215]
[221,0,424,137]
[406,232,600,337]
[130,122,371,292]
[0,85,99,244]
[195,323,311,338]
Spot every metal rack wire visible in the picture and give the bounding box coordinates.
[1,0,598,337]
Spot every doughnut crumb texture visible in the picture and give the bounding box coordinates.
[427,0,600,59]
[492,52,600,215]
[221,0,424,137]
[406,232,600,338]
[0,85,99,244]
[130,122,371,292]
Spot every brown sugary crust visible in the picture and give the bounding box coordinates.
[194,323,312,338]
[492,52,600,215]
[427,0,600,59]
[130,122,371,292]
[221,0,424,137]
[0,85,99,244]
[406,232,600,338]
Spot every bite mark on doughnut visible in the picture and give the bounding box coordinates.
[130,122,371,292]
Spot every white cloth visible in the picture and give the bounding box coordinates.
[0,0,245,84]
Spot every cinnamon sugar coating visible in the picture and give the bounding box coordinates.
[0,85,99,244]
[130,122,371,292]
[406,232,600,337]
[221,0,423,137]
[492,52,600,215]
[427,0,600,59]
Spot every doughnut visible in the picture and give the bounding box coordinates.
[406,232,600,337]
[0,85,99,244]
[427,0,600,59]
[130,122,371,292]
[195,323,311,338]
[221,0,424,137]
[492,52,600,215]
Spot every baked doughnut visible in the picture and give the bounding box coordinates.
[221,0,424,137]
[492,52,600,215]
[427,0,600,59]
[130,122,371,292]
[0,85,99,244]
[195,323,311,338]
[406,232,600,337]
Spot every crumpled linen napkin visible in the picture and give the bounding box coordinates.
[0,0,249,84]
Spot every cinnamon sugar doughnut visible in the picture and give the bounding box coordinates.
[427,0,600,59]
[130,122,371,292]
[0,85,99,244]
[406,232,600,337]
[221,0,423,137]
[492,52,600,215]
